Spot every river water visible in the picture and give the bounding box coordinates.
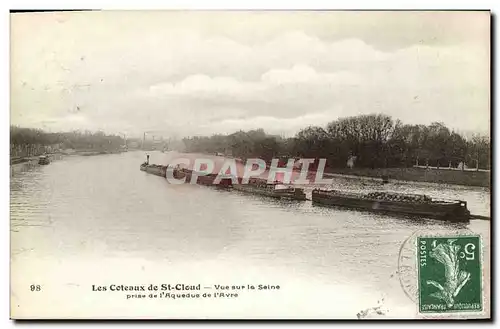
[10,151,491,319]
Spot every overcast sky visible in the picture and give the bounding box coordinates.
[11,11,490,138]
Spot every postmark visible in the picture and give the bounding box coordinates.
[417,235,482,313]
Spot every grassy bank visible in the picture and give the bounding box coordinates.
[10,149,124,165]
[326,167,490,188]
[10,156,38,165]
[176,152,490,188]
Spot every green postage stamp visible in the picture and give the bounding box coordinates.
[417,235,483,313]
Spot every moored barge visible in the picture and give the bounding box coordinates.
[140,163,167,177]
[311,189,470,223]
[173,167,233,188]
[139,162,304,197]
[232,178,307,201]
[140,163,233,188]
[38,155,50,165]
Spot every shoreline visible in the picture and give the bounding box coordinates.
[10,149,126,163]
[12,150,490,189]
[166,152,490,189]
[324,167,490,188]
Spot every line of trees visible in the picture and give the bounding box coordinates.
[181,114,491,170]
[10,126,125,157]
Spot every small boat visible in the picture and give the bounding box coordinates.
[311,189,470,223]
[232,178,307,201]
[38,155,50,165]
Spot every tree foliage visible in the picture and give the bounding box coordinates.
[10,126,125,153]
[182,114,490,170]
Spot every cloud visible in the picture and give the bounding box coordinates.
[261,64,360,85]
[147,65,361,99]
[10,12,490,137]
[149,75,262,97]
[197,112,335,136]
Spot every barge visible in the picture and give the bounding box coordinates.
[311,189,470,223]
[232,178,307,201]
[173,167,233,188]
[139,161,304,197]
[140,163,167,177]
[140,163,232,188]
[38,155,50,165]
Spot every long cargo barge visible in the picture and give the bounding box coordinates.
[140,161,473,222]
[175,170,307,200]
[140,163,305,198]
[312,189,470,223]
[140,163,166,177]
[140,163,232,187]
[232,179,307,201]
[173,167,233,187]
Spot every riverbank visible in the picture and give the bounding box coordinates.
[10,156,39,165]
[10,149,126,164]
[76,150,124,156]
[325,167,490,188]
[167,152,491,188]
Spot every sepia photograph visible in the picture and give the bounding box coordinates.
[9,10,491,319]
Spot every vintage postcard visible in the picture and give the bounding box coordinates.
[10,10,491,319]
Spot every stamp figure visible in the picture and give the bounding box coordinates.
[417,236,482,313]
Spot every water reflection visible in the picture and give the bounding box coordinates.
[10,151,490,318]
